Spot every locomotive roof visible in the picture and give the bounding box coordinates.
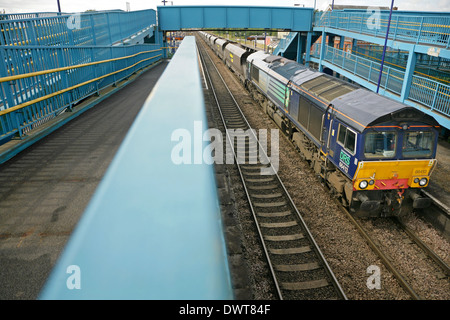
[330,89,440,132]
[270,60,305,80]
[248,51,271,71]
[245,51,438,133]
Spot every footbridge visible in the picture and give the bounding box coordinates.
[275,9,450,130]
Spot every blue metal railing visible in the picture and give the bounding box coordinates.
[352,45,450,85]
[0,9,156,46]
[39,36,233,299]
[273,32,298,56]
[311,44,450,117]
[0,44,162,142]
[314,10,450,49]
[410,75,450,116]
[0,11,73,20]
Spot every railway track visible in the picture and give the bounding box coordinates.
[394,218,450,279]
[197,36,347,300]
[340,205,450,300]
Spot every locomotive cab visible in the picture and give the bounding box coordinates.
[328,90,440,217]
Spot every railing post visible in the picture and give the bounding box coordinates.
[89,15,97,45]
[385,67,390,89]
[26,20,37,45]
[393,15,399,40]
[360,12,364,33]
[91,47,99,96]
[105,13,113,45]
[58,48,73,111]
[0,49,15,110]
[331,46,335,64]
[14,110,23,139]
[110,47,117,87]
[417,17,423,44]
[431,83,439,111]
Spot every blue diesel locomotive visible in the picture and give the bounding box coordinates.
[199,32,440,218]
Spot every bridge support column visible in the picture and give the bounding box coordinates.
[318,30,326,72]
[296,33,304,64]
[351,38,357,52]
[305,31,312,67]
[335,36,345,78]
[400,50,417,102]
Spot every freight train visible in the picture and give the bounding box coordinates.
[198,32,440,218]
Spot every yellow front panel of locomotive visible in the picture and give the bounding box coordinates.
[353,159,436,190]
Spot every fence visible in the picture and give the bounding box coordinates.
[311,44,450,117]
[315,10,450,48]
[0,44,162,142]
[0,9,156,46]
[273,32,298,56]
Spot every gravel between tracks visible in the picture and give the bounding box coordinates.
[201,38,450,300]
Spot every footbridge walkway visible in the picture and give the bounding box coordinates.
[275,9,450,130]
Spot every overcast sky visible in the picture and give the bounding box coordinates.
[1,0,449,14]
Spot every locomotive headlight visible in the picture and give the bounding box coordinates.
[414,178,419,183]
[419,178,428,186]
[359,180,368,189]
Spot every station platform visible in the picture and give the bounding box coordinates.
[0,61,168,299]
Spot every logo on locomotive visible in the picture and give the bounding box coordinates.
[339,150,351,173]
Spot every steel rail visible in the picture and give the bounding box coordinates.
[198,40,283,300]
[197,35,346,300]
[335,200,422,300]
[394,218,450,278]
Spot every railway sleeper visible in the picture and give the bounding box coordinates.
[281,279,329,291]
[275,262,320,272]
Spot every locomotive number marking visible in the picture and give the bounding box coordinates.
[339,161,349,173]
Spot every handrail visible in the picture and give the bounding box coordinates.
[314,10,450,48]
[39,36,234,299]
[0,48,162,84]
[311,44,450,116]
[352,50,450,85]
[0,52,162,116]
[0,44,163,141]
[0,9,157,47]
